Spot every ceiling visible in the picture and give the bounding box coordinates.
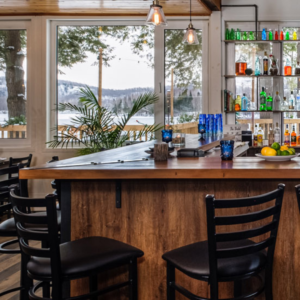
[0,0,221,16]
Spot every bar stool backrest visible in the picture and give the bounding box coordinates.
[9,154,32,169]
[206,183,285,283]
[0,166,20,200]
[10,189,62,283]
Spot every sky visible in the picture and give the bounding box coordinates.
[59,36,154,89]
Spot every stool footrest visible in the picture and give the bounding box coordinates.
[0,238,21,254]
[0,286,24,297]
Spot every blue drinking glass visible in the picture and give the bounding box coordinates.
[220,140,234,161]
[206,114,214,137]
[162,129,172,143]
[198,124,206,140]
[199,114,206,125]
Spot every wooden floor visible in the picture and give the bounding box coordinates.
[0,234,21,300]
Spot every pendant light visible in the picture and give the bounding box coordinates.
[145,0,167,26]
[182,0,199,45]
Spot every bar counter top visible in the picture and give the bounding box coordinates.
[20,141,300,179]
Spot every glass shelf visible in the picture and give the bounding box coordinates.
[224,40,300,43]
[224,75,300,78]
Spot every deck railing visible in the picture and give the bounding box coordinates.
[0,122,199,140]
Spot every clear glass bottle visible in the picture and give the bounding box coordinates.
[285,58,292,75]
[268,127,274,146]
[274,122,281,143]
[235,55,247,75]
[289,91,295,109]
[263,51,268,75]
[235,95,241,111]
[282,96,289,111]
[291,125,297,146]
[284,124,290,146]
[269,54,279,75]
[257,127,264,146]
[255,56,261,75]
[253,125,258,147]
[296,91,300,110]
[274,91,281,111]
[241,94,248,111]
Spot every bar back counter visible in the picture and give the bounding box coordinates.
[20,141,300,300]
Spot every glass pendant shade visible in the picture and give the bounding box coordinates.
[145,1,167,26]
[183,24,199,45]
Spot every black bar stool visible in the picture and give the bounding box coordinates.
[10,189,144,300]
[9,154,33,169]
[162,184,285,300]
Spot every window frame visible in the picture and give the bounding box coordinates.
[0,20,33,148]
[47,18,209,147]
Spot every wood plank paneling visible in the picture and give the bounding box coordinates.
[0,0,213,16]
[70,179,300,300]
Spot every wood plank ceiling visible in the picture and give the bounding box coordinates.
[0,0,221,16]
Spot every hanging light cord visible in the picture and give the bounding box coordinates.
[190,0,192,23]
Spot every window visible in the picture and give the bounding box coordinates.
[0,28,27,139]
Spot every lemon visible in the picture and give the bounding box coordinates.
[261,147,277,156]
[280,145,289,151]
[288,148,296,155]
[271,142,280,151]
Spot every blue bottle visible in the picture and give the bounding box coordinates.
[262,28,267,40]
[241,94,249,111]
[255,56,261,76]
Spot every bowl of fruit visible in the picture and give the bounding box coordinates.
[255,143,299,161]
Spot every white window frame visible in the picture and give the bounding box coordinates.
[0,20,34,149]
[47,18,209,147]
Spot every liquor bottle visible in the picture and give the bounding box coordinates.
[293,30,297,40]
[235,95,241,111]
[253,125,258,147]
[235,55,247,75]
[284,58,292,76]
[236,28,241,40]
[289,91,295,110]
[284,124,290,146]
[230,29,236,40]
[266,93,273,111]
[269,29,273,40]
[282,96,289,111]
[263,51,268,75]
[296,91,300,110]
[291,125,297,146]
[225,28,230,40]
[257,127,264,146]
[274,91,281,110]
[280,31,284,40]
[268,127,274,146]
[286,31,290,40]
[275,30,278,40]
[255,56,261,75]
[260,87,267,111]
[241,94,248,111]
[262,28,267,40]
[274,122,281,143]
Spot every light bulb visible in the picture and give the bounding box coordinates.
[188,31,195,44]
[154,11,160,25]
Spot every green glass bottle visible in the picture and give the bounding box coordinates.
[236,28,241,40]
[286,31,290,40]
[260,87,267,111]
[269,29,273,40]
[266,93,273,111]
[225,28,230,40]
[230,29,235,40]
[249,31,255,40]
[242,31,247,40]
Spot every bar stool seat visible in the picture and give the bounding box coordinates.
[27,236,144,279]
[0,211,61,235]
[163,239,267,279]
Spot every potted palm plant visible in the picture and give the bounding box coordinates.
[47,86,162,155]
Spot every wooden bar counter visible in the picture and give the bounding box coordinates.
[20,141,300,300]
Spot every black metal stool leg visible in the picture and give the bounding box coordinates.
[167,263,175,300]
[129,258,138,300]
[265,266,273,300]
[89,275,98,300]
[20,253,32,300]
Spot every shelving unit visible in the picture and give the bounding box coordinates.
[224,75,300,78]
[224,40,300,43]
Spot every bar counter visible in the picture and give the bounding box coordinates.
[20,141,300,300]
